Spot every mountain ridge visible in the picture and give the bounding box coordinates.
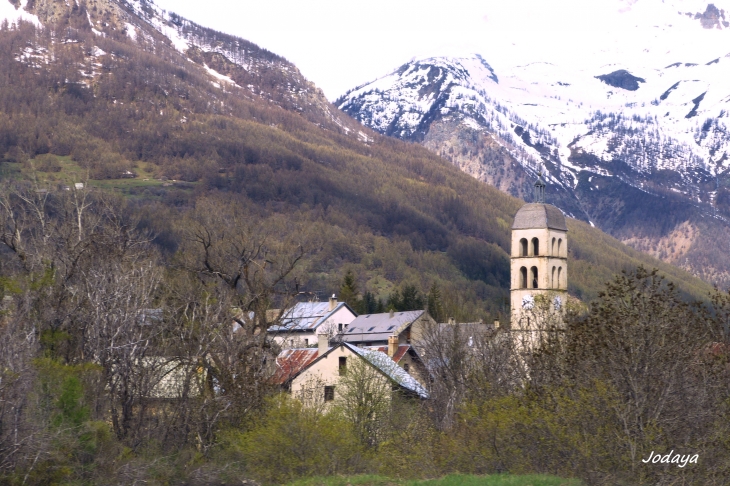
[337,49,730,286]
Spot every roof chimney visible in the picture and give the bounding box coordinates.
[448,317,455,325]
[493,319,500,330]
[389,309,394,318]
[318,333,328,356]
[387,335,399,358]
[329,294,337,311]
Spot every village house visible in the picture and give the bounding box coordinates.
[435,318,499,346]
[340,309,436,347]
[267,295,357,348]
[272,335,428,405]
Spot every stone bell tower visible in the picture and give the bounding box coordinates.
[510,174,568,334]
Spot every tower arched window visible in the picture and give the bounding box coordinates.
[558,267,563,289]
[531,266,538,289]
[558,238,563,257]
[552,266,556,288]
[520,266,527,289]
[531,238,539,256]
[520,238,528,257]
[552,237,556,255]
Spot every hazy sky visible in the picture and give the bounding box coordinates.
[151,0,730,100]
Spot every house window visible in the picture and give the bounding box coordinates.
[520,238,528,256]
[520,266,527,289]
[339,357,347,375]
[304,339,309,346]
[403,363,410,373]
[531,237,539,256]
[531,266,538,289]
[324,386,335,402]
[338,323,343,333]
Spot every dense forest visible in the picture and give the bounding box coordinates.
[0,4,727,484]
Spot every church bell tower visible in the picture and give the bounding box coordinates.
[510,174,568,333]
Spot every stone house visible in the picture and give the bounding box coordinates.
[272,335,428,405]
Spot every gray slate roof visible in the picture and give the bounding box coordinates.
[512,203,567,231]
[342,310,424,343]
[267,301,353,333]
[347,343,429,398]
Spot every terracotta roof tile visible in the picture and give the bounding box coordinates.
[271,348,319,385]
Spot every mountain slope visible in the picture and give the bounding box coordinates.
[0,0,715,311]
[337,32,730,286]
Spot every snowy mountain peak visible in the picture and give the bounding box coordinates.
[339,48,730,180]
[339,44,730,284]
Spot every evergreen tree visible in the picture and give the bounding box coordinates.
[389,284,424,312]
[386,290,401,312]
[427,281,444,322]
[339,270,359,309]
[361,291,383,315]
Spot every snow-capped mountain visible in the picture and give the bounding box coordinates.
[337,3,730,286]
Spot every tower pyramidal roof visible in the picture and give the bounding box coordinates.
[512,173,567,231]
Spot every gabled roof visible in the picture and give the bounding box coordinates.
[267,301,356,333]
[271,348,319,385]
[347,344,428,398]
[342,310,424,343]
[273,342,428,399]
[362,344,412,363]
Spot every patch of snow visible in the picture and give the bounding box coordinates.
[125,22,137,41]
[203,64,238,86]
[85,10,104,36]
[0,0,40,27]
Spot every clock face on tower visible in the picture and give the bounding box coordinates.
[522,294,534,310]
[553,296,562,310]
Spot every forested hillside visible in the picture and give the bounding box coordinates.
[0,7,713,311]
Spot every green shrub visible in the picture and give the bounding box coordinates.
[221,394,366,484]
